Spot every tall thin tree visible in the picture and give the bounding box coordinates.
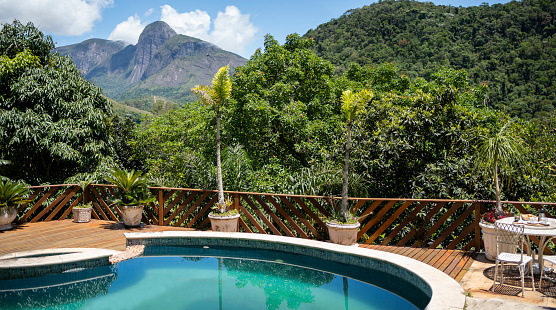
[340,89,373,222]
[475,119,528,216]
[192,65,232,207]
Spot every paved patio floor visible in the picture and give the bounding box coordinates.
[461,253,556,309]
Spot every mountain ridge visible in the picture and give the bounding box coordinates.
[56,21,247,105]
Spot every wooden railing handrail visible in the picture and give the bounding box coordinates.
[28,184,556,206]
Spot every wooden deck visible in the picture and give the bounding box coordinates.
[359,244,476,282]
[0,220,475,282]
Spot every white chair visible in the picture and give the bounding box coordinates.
[541,253,556,289]
[491,222,535,297]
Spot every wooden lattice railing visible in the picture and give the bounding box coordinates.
[16,184,556,252]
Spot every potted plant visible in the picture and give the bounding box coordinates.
[479,208,513,261]
[207,196,240,232]
[106,168,155,227]
[325,89,373,245]
[73,202,93,223]
[0,179,30,230]
[192,65,240,232]
[324,196,361,245]
[72,179,95,223]
[474,119,528,260]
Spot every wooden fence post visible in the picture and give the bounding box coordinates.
[474,202,482,252]
[158,189,164,226]
[83,184,89,204]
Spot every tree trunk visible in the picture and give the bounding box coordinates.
[216,108,225,206]
[494,159,503,216]
[341,124,352,223]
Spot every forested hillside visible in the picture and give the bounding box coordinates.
[2,20,555,206]
[304,0,556,122]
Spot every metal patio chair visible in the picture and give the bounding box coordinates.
[491,222,535,297]
[541,250,556,289]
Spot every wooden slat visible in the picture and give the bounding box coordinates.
[366,200,413,244]
[31,187,77,222]
[162,190,186,217]
[357,200,384,233]
[185,195,216,228]
[358,200,397,239]
[238,202,267,234]
[415,201,464,247]
[19,187,57,223]
[90,187,118,221]
[292,197,326,230]
[380,201,429,245]
[252,195,294,237]
[307,197,333,218]
[165,192,199,226]
[279,196,322,239]
[428,204,474,249]
[396,202,446,247]
[59,197,81,220]
[241,194,279,235]
[174,192,211,227]
[45,186,80,221]
[266,195,308,239]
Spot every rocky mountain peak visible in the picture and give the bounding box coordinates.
[130,21,177,83]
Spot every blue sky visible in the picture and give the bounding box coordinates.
[0,0,512,58]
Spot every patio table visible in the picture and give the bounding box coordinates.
[497,217,556,277]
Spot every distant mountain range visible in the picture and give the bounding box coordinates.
[56,21,247,106]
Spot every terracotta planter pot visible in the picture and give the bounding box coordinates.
[480,221,517,261]
[326,221,361,245]
[118,205,144,227]
[209,213,240,232]
[0,207,17,231]
[73,207,92,223]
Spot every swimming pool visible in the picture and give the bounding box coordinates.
[1,246,421,309]
[0,232,465,309]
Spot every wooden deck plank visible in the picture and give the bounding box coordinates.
[0,220,475,284]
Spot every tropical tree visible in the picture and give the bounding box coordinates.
[339,89,373,222]
[0,20,113,184]
[230,34,339,170]
[474,119,529,216]
[192,65,232,207]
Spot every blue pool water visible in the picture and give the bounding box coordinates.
[0,246,427,309]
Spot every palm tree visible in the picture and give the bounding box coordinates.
[192,65,232,208]
[339,89,373,222]
[475,119,528,217]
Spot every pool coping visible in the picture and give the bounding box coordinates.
[0,248,121,280]
[124,231,465,310]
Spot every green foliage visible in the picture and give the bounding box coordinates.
[105,168,155,206]
[230,34,340,169]
[346,63,501,199]
[474,119,529,214]
[0,21,113,184]
[305,0,556,122]
[0,20,54,64]
[130,104,215,188]
[0,179,30,210]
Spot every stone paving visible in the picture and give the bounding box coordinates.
[461,254,556,309]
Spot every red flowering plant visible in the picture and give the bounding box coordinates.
[482,209,512,224]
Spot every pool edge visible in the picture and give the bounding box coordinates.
[124,231,465,310]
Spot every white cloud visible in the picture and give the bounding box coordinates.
[160,5,210,41]
[0,0,112,36]
[211,6,258,56]
[108,15,146,44]
[160,5,257,56]
[144,8,155,17]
